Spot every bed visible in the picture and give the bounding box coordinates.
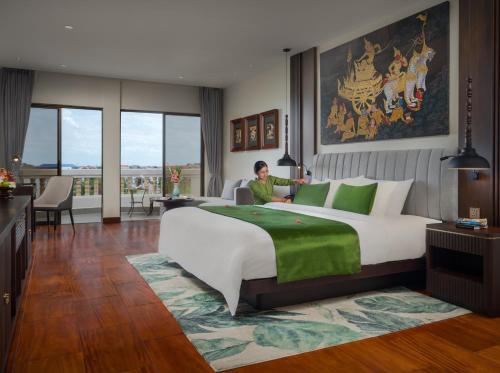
[158,148,458,315]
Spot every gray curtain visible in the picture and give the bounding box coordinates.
[199,87,223,196]
[0,68,35,169]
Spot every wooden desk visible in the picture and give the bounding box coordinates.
[0,196,32,372]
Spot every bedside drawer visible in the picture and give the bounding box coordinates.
[426,224,500,316]
[427,267,488,312]
[427,228,489,254]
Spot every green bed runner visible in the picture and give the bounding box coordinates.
[199,205,360,283]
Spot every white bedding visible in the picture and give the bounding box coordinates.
[158,202,440,315]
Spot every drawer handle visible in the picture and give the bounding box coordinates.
[3,292,10,305]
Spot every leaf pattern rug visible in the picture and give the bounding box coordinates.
[127,253,470,372]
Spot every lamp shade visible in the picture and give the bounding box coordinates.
[277,153,297,167]
[447,147,490,170]
[442,77,490,172]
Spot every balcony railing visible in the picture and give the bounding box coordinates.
[19,167,201,211]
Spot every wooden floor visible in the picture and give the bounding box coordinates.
[6,222,500,373]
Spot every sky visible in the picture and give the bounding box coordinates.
[23,108,201,167]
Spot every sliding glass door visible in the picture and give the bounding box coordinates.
[22,106,103,224]
[164,115,202,197]
[21,107,58,194]
[60,108,103,223]
[120,111,203,220]
[120,112,163,220]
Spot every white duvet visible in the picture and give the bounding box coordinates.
[158,202,439,315]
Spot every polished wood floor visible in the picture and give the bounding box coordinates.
[6,222,500,372]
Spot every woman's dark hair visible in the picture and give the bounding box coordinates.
[254,161,268,174]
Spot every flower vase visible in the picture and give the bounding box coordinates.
[172,183,181,198]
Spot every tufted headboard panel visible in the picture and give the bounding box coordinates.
[311,148,458,221]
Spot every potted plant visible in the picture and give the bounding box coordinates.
[0,168,16,199]
[169,166,182,198]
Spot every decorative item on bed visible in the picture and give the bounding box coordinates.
[293,182,329,207]
[201,205,361,283]
[320,2,449,145]
[157,148,457,315]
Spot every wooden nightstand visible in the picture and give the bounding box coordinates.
[426,223,500,316]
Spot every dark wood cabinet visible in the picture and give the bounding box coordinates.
[0,196,32,372]
[426,223,500,316]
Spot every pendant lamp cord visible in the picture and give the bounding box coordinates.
[284,48,290,155]
[465,0,472,149]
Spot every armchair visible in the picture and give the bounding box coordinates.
[34,176,74,231]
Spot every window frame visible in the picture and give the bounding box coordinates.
[27,103,104,218]
[120,109,205,198]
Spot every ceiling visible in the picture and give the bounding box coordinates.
[0,0,419,87]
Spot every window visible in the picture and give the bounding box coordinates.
[164,115,202,197]
[120,111,203,219]
[22,106,103,224]
[120,112,163,218]
[22,107,58,173]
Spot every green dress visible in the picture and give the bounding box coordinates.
[249,175,294,205]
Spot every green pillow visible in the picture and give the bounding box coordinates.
[332,183,378,215]
[293,182,330,207]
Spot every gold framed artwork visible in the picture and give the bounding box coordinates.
[230,118,245,152]
[244,114,260,150]
[260,109,279,149]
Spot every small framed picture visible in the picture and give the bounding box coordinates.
[260,109,279,149]
[244,114,260,150]
[230,118,245,152]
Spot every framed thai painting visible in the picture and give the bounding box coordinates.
[260,109,279,149]
[244,114,260,150]
[230,118,245,152]
[320,2,449,145]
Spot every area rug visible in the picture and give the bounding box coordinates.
[127,253,470,372]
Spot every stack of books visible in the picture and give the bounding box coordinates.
[455,218,488,230]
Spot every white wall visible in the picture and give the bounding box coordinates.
[121,80,199,113]
[223,0,459,181]
[223,63,290,181]
[32,71,200,218]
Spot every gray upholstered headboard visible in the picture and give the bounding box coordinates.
[311,148,458,221]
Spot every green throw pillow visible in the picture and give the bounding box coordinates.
[332,183,378,215]
[293,182,330,207]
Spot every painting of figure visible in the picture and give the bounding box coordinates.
[260,109,279,149]
[245,115,260,150]
[320,2,449,145]
[230,118,245,152]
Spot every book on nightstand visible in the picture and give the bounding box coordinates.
[455,218,488,230]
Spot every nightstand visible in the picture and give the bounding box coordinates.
[426,223,500,316]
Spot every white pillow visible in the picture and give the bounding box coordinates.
[354,177,414,216]
[239,178,251,188]
[312,176,365,208]
[220,179,242,200]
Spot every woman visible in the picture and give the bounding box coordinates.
[249,161,305,205]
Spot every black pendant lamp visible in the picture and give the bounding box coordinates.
[440,0,489,176]
[277,48,297,167]
[440,78,490,172]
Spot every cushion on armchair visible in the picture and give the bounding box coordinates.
[221,179,242,200]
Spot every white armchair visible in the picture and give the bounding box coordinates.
[34,176,74,231]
